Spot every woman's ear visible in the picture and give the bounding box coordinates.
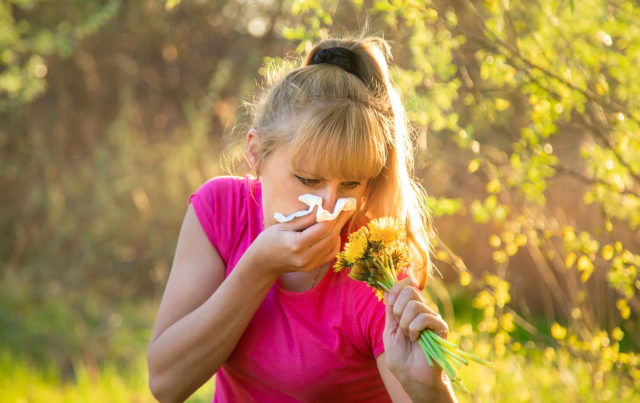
[245,128,260,171]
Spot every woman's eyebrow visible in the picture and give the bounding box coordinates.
[294,168,324,179]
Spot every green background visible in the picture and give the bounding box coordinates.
[1,0,639,401]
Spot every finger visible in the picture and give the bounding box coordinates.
[298,228,343,270]
[388,277,414,306]
[391,282,423,321]
[398,299,424,337]
[408,312,449,341]
[301,208,349,252]
[333,206,355,230]
[284,206,318,232]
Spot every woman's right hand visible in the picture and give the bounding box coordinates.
[251,206,352,276]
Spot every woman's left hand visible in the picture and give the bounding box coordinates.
[383,277,449,391]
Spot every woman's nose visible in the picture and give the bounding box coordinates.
[320,183,339,213]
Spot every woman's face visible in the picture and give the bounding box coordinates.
[258,145,370,229]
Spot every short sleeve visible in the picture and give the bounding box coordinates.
[188,176,246,264]
[353,284,387,358]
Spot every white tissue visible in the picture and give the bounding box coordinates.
[274,194,356,223]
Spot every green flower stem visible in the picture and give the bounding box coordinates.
[422,331,468,366]
[456,350,494,368]
[419,332,457,381]
[420,338,469,394]
[373,256,394,283]
[420,334,470,394]
[424,328,493,368]
[384,251,399,282]
[440,348,468,368]
[390,255,398,282]
[418,336,446,372]
[376,281,392,292]
[338,226,492,394]
[426,331,460,349]
[417,338,434,367]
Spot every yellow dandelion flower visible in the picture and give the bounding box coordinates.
[372,287,385,302]
[347,261,368,282]
[368,217,405,244]
[333,255,347,272]
[334,215,492,390]
[343,228,369,264]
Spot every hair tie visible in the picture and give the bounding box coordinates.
[311,47,364,83]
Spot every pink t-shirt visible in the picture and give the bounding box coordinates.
[189,175,391,402]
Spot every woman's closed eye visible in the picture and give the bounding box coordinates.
[341,181,361,189]
[295,175,321,186]
[295,175,361,189]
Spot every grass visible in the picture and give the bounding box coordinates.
[2,337,638,402]
[1,279,637,402]
[454,340,639,402]
[0,351,215,403]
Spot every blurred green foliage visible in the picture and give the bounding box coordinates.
[1,0,639,401]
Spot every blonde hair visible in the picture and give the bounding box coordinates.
[234,34,433,288]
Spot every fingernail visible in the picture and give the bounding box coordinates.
[388,294,395,305]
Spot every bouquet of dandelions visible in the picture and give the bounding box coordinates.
[333,217,493,393]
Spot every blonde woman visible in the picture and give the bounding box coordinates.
[147,35,457,402]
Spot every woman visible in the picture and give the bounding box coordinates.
[147,35,457,402]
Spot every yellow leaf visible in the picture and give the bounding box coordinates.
[577,255,593,272]
[460,324,473,337]
[580,269,593,283]
[459,271,471,286]
[500,313,515,332]
[489,235,501,248]
[487,178,502,193]
[165,0,182,10]
[495,98,511,111]
[501,231,514,244]
[565,252,577,269]
[468,159,480,173]
[617,299,631,319]
[605,220,613,232]
[563,226,575,242]
[492,250,507,263]
[612,327,624,341]
[514,234,527,247]
[436,250,449,262]
[551,323,567,340]
[601,244,614,261]
[543,347,556,363]
[505,243,518,256]
[622,250,634,264]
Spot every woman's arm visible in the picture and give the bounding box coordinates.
[147,205,278,402]
[147,205,348,402]
[378,278,458,403]
[377,353,456,402]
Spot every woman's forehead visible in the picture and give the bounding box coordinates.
[273,108,388,180]
[290,153,370,181]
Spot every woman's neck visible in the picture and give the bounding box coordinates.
[278,262,331,292]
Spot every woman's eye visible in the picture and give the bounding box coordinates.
[342,182,360,189]
[295,175,320,186]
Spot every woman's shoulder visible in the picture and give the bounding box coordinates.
[196,174,255,191]
[188,174,262,265]
[189,174,261,221]
[193,175,260,201]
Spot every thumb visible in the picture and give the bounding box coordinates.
[384,292,399,333]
